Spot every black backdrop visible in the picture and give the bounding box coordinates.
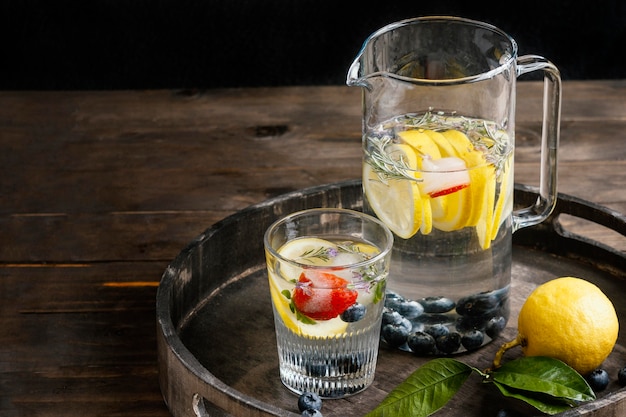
[1,0,624,90]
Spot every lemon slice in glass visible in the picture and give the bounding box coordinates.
[490,157,514,241]
[363,144,423,239]
[398,130,442,165]
[431,187,469,232]
[423,129,457,157]
[475,168,496,250]
[441,130,496,230]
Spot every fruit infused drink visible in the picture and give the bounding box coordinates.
[264,209,393,398]
[363,111,514,354]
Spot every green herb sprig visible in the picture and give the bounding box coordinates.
[366,110,514,181]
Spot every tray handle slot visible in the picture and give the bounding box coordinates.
[513,184,626,275]
[192,393,233,417]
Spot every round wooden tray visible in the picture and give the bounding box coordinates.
[157,180,626,417]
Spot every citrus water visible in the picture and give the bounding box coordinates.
[363,111,514,354]
[266,233,390,397]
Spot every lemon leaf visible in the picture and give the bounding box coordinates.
[365,358,472,417]
[488,356,595,413]
[490,381,572,415]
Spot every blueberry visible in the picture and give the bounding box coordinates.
[305,361,327,377]
[461,330,484,351]
[340,303,366,322]
[398,317,412,332]
[455,314,491,333]
[298,392,322,412]
[381,323,410,347]
[385,290,404,302]
[382,309,402,326]
[485,316,507,338]
[384,293,405,310]
[381,310,411,332]
[414,313,454,326]
[337,353,365,374]
[301,410,323,417]
[495,409,524,417]
[456,293,498,317]
[418,296,456,313]
[382,310,412,333]
[436,332,462,354]
[456,287,509,317]
[425,323,449,339]
[618,366,626,386]
[407,331,437,355]
[585,368,609,392]
[398,300,424,319]
[407,319,425,334]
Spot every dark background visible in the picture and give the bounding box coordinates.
[1,0,624,90]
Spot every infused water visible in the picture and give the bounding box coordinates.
[264,213,392,398]
[363,111,514,354]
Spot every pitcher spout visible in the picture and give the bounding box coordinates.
[346,47,372,89]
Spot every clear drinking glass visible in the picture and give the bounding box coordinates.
[264,208,393,398]
[347,16,561,355]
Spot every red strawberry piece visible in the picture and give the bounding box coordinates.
[292,270,358,321]
[428,183,469,198]
[421,157,470,198]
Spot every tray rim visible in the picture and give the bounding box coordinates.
[157,179,626,417]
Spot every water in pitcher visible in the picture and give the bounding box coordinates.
[362,110,515,354]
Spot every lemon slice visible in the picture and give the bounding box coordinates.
[490,156,514,241]
[277,237,338,264]
[363,144,424,239]
[351,242,380,256]
[423,129,457,157]
[398,130,441,166]
[420,195,433,235]
[475,168,496,250]
[431,187,469,232]
[441,130,495,230]
[275,237,338,281]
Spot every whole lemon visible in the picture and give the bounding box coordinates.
[495,276,619,375]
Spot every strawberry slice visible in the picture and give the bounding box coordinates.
[420,157,470,198]
[292,271,358,321]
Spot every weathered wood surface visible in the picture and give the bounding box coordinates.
[1,80,626,416]
[160,182,625,417]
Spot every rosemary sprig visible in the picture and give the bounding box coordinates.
[366,111,513,180]
[296,242,385,291]
[295,246,337,262]
[367,135,420,181]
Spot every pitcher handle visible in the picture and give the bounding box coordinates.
[512,55,562,233]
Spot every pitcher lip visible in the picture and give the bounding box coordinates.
[346,16,518,86]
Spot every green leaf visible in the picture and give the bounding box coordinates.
[365,358,472,417]
[373,280,385,304]
[491,380,572,415]
[490,356,595,404]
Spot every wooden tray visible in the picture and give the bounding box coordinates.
[156,180,626,417]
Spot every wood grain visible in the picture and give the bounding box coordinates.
[1,80,625,416]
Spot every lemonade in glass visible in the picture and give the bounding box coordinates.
[264,208,393,398]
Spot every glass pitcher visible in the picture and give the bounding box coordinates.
[347,16,561,354]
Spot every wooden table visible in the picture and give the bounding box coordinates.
[1,80,625,416]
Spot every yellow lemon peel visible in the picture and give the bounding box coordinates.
[493,277,619,375]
